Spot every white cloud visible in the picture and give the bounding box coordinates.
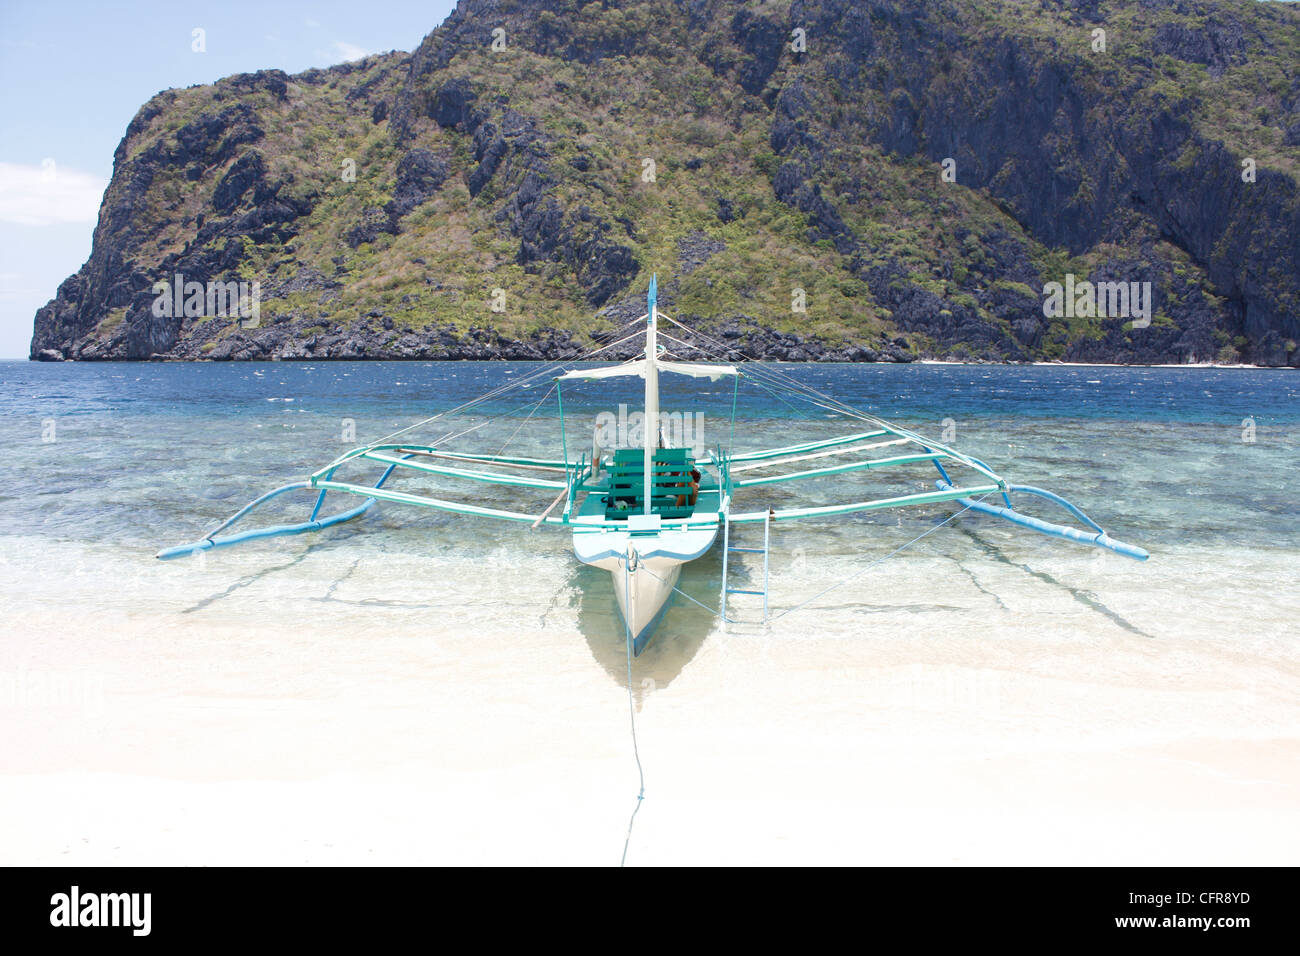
[318,40,371,64]
[0,162,107,226]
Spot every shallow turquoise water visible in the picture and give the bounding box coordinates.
[2,360,1296,671]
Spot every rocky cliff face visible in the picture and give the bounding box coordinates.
[30,0,1300,365]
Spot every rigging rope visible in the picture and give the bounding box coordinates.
[367,317,647,449]
[488,382,558,464]
[770,495,988,620]
[661,315,906,424]
[421,385,563,452]
[656,313,1000,483]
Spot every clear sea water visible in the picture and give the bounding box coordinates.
[2,360,1296,683]
[4,359,1298,866]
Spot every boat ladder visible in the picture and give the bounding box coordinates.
[720,507,771,623]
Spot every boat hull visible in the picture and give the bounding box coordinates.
[572,519,719,655]
[610,557,682,655]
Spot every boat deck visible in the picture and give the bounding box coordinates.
[572,477,723,525]
[570,475,723,566]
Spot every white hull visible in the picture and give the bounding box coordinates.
[610,556,682,652]
[573,522,718,655]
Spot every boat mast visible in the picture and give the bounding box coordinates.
[643,274,659,516]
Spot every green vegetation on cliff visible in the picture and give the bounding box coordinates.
[30,0,1300,366]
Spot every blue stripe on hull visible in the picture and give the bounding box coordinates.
[630,593,673,657]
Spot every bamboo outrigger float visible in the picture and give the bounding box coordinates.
[159,276,1147,654]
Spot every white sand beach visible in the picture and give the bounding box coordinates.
[3,531,1296,867]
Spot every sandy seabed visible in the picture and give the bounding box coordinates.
[2,534,1296,867]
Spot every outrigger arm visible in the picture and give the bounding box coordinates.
[154,454,416,560]
[711,428,1148,561]
[155,446,577,560]
[933,479,1149,560]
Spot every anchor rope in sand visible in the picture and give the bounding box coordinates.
[619,549,645,867]
[611,501,985,865]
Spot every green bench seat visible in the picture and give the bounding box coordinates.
[604,448,696,520]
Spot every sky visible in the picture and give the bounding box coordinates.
[0,0,458,358]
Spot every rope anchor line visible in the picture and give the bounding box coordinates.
[619,549,645,868]
[612,499,981,864]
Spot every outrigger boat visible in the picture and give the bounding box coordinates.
[158,276,1147,653]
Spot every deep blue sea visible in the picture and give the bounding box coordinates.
[5,358,1297,425]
